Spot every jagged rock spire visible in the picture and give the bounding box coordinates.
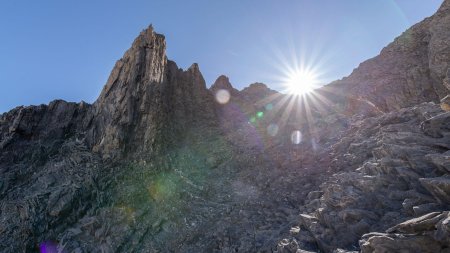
[85,26,215,159]
[210,75,235,91]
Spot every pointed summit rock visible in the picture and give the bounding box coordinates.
[210,75,240,105]
[240,82,278,103]
[210,75,236,92]
[86,26,216,159]
[96,25,166,103]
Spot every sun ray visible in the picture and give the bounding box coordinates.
[278,95,297,131]
[254,92,284,108]
[307,90,335,114]
[302,95,318,149]
[264,93,292,121]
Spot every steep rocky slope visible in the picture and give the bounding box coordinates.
[1,1,450,252]
[274,1,450,252]
[320,0,450,114]
[276,103,450,252]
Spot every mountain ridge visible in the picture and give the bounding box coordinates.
[0,1,449,252]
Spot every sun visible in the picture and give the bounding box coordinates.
[286,70,318,95]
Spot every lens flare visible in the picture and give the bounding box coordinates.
[286,70,318,95]
[39,241,59,253]
[291,130,302,144]
[265,103,273,110]
[148,174,177,202]
[215,89,231,104]
[267,123,279,136]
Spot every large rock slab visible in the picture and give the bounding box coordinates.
[420,177,450,204]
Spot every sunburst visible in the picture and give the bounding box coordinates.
[285,69,319,95]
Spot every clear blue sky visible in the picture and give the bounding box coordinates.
[0,0,443,113]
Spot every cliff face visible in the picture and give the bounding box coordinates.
[0,26,223,252]
[1,1,450,252]
[86,26,216,159]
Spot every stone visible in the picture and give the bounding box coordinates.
[386,211,447,233]
[421,111,450,138]
[427,151,450,173]
[420,177,450,204]
[441,95,450,111]
[307,191,323,200]
[360,232,442,253]
[360,212,450,252]
[413,203,444,216]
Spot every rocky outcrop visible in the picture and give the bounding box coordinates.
[240,82,278,104]
[210,75,240,97]
[360,211,450,253]
[86,26,216,159]
[277,103,450,252]
[0,100,100,252]
[0,100,90,165]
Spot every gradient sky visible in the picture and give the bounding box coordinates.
[0,0,444,113]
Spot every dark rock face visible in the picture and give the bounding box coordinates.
[0,100,100,252]
[1,1,450,252]
[86,26,216,159]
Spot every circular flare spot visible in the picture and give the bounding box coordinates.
[39,241,58,253]
[311,138,318,150]
[265,103,273,110]
[215,89,230,104]
[291,130,302,144]
[267,124,279,136]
